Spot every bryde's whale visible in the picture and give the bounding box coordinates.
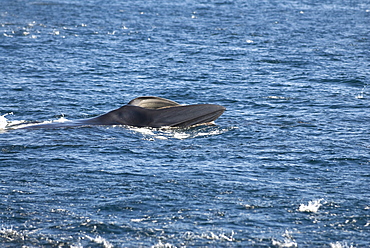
[15,96,226,129]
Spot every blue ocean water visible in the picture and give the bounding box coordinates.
[1,0,369,247]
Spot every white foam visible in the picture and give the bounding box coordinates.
[172,132,191,139]
[128,126,229,140]
[355,93,364,99]
[267,96,291,100]
[329,241,355,248]
[151,240,176,248]
[0,226,27,242]
[5,116,72,130]
[0,113,13,129]
[85,235,113,248]
[298,199,324,213]
[129,127,156,136]
[130,216,150,222]
[0,225,16,236]
[55,116,69,123]
[272,230,298,248]
[182,230,235,242]
[70,244,83,248]
[0,113,29,131]
[272,239,298,248]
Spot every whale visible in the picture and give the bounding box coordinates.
[14,96,226,129]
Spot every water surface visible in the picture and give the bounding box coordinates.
[1,0,369,247]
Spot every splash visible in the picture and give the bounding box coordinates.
[0,225,28,243]
[0,112,13,129]
[267,96,291,100]
[201,231,235,242]
[298,199,324,213]
[356,82,368,99]
[330,241,355,248]
[182,230,235,242]
[129,125,234,140]
[151,240,176,248]
[85,235,113,248]
[4,116,71,130]
[272,230,298,248]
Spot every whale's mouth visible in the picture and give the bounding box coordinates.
[146,104,226,128]
[169,107,226,128]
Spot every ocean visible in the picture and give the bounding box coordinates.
[1,0,369,247]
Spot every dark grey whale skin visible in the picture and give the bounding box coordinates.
[16,97,226,129]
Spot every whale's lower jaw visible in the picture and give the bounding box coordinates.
[157,107,225,128]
